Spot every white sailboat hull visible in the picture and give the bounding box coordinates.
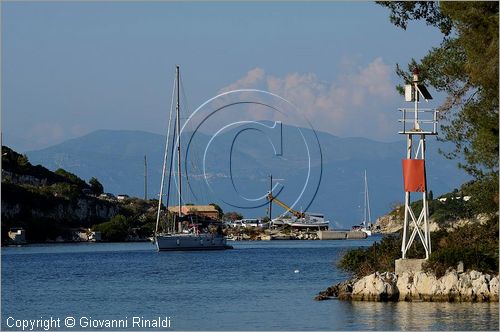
[155,233,232,251]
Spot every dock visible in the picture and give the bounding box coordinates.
[317,230,367,240]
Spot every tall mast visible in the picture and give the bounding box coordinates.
[144,155,148,200]
[365,170,371,227]
[363,169,368,227]
[176,66,182,232]
[155,70,177,237]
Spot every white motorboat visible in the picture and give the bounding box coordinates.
[288,213,329,230]
[272,213,329,230]
[267,191,330,230]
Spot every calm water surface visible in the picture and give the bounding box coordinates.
[2,238,498,330]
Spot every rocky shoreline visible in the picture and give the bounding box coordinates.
[372,209,492,234]
[316,270,499,302]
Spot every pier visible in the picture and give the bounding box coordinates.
[317,230,367,240]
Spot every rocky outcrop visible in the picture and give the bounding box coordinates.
[351,272,400,301]
[373,213,404,233]
[2,197,118,225]
[2,170,49,187]
[315,278,357,301]
[437,214,491,232]
[374,212,493,234]
[317,270,499,302]
[397,270,498,302]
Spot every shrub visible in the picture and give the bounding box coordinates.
[425,216,499,276]
[338,248,368,275]
[50,183,82,201]
[425,245,498,278]
[338,234,402,276]
[55,168,88,188]
[339,216,499,278]
[93,215,130,241]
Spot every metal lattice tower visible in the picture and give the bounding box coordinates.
[398,68,438,259]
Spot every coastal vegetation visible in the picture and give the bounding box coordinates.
[390,181,491,225]
[2,145,264,243]
[338,1,499,280]
[339,211,498,277]
[1,145,158,243]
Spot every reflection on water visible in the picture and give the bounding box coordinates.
[347,301,499,330]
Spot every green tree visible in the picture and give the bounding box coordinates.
[223,211,243,221]
[55,168,87,188]
[17,154,29,168]
[89,177,104,195]
[376,2,453,35]
[378,1,499,211]
[93,214,130,241]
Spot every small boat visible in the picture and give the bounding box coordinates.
[154,66,232,251]
[271,214,329,230]
[270,218,287,227]
[267,192,330,230]
[351,170,372,236]
[288,213,330,230]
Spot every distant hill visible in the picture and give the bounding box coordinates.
[26,128,470,227]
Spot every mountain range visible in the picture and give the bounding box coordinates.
[26,127,470,228]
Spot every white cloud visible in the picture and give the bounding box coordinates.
[218,58,400,140]
[221,68,265,93]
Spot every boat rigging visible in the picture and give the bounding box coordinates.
[154,66,232,251]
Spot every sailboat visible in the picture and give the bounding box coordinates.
[352,170,372,236]
[154,66,232,251]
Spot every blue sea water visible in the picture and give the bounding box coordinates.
[2,238,498,331]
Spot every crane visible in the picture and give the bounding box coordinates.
[266,193,305,219]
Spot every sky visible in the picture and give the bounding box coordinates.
[1,1,445,152]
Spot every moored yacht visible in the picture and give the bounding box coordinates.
[351,170,372,236]
[154,66,232,251]
[288,213,330,230]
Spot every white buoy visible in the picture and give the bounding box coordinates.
[294,269,300,273]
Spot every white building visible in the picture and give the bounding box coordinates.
[8,228,26,244]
